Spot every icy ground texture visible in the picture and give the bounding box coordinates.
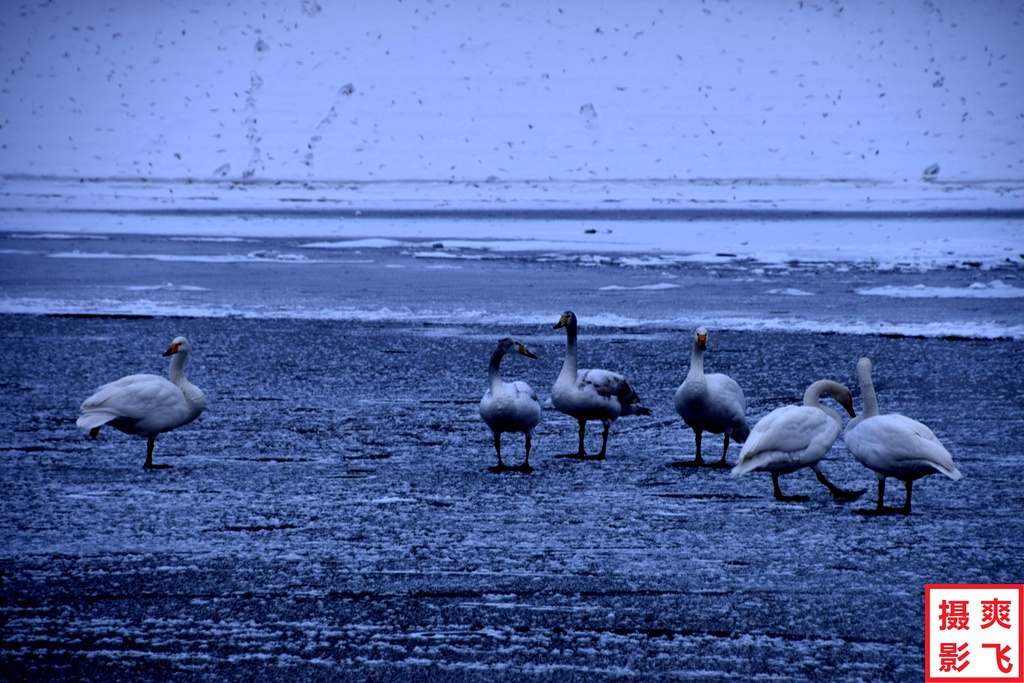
[1,316,1021,681]
[2,230,1022,340]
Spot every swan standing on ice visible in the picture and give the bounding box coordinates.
[732,380,866,502]
[479,338,542,472]
[844,356,962,515]
[552,311,650,460]
[674,327,749,467]
[77,336,206,469]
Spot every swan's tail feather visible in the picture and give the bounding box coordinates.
[76,411,116,432]
[730,457,759,476]
[940,464,963,481]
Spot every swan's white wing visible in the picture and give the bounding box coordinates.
[733,405,840,475]
[510,380,540,405]
[844,413,961,480]
[78,373,191,435]
[677,372,748,441]
[706,373,747,415]
[480,381,541,432]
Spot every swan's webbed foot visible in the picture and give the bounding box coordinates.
[489,462,533,473]
[854,506,910,516]
[829,487,868,502]
[670,455,704,467]
[775,493,810,503]
[556,452,604,461]
[712,437,732,468]
[143,462,171,470]
[813,469,866,502]
[771,474,808,502]
[709,457,731,470]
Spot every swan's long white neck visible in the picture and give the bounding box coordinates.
[168,348,206,412]
[488,348,509,396]
[804,379,846,424]
[686,339,705,381]
[558,319,578,382]
[856,359,880,418]
[168,349,189,385]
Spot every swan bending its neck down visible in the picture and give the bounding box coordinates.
[673,327,749,467]
[479,338,542,472]
[551,311,650,460]
[77,336,206,469]
[844,356,961,515]
[732,379,865,502]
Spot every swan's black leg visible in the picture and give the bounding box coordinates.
[773,473,809,502]
[489,433,509,472]
[902,480,913,514]
[89,427,102,439]
[593,422,609,460]
[143,437,170,470]
[710,434,731,468]
[856,478,889,515]
[556,420,590,459]
[813,466,867,502]
[671,429,705,467]
[517,433,534,473]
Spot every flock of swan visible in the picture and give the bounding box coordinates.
[477,312,961,515]
[76,313,962,515]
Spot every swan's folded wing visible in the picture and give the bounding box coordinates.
[706,373,747,414]
[579,368,622,393]
[734,406,839,470]
[846,414,960,480]
[510,380,540,405]
[80,374,185,423]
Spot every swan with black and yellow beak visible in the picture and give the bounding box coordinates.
[551,311,650,460]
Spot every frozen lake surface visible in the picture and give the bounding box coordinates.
[1,218,1022,681]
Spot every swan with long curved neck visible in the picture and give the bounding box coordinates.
[479,338,542,472]
[732,379,866,502]
[77,336,206,469]
[552,311,650,459]
[843,356,961,515]
[674,326,749,467]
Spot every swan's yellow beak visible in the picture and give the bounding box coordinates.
[554,313,569,330]
[697,333,707,350]
[518,343,538,359]
[163,343,180,357]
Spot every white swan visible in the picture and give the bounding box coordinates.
[552,311,650,459]
[732,379,866,502]
[479,338,542,472]
[844,356,961,514]
[674,326,749,467]
[77,336,206,469]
